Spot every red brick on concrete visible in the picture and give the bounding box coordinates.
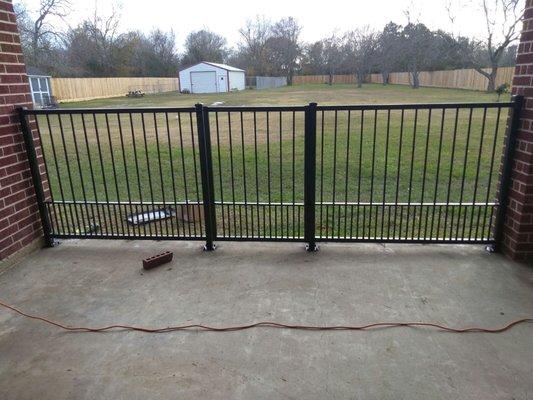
[0,0,45,260]
[505,1,533,262]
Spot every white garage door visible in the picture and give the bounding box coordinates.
[191,71,217,93]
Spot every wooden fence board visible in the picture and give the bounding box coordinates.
[368,67,514,91]
[293,67,514,91]
[51,77,180,102]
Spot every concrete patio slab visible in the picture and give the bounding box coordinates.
[0,240,532,399]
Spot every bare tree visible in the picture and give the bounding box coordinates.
[343,29,378,88]
[237,16,272,75]
[181,29,228,66]
[400,23,436,88]
[64,4,122,76]
[268,17,302,85]
[301,40,325,75]
[322,34,343,85]
[15,0,71,67]
[477,0,523,90]
[447,0,523,91]
[375,22,402,84]
[131,29,180,76]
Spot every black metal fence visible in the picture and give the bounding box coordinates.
[19,96,522,251]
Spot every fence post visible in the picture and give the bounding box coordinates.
[304,102,318,251]
[195,103,217,251]
[17,107,54,248]
[491,95,524,252]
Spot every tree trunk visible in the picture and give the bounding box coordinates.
[474,66,498,92]
[356,72,364,88]
[486,67,497,91]
[328,72,333,85]
[287,71,293,86]
[381,71,389,85]
[410,70,420,89]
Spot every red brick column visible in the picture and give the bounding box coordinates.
[505,0,533,261]
[0,0,43,260]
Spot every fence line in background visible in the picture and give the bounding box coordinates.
[256,76,287,90]
[48,67,514,103]
[368,67,514,91]
[50,77,180,102]
[246,76,288,89]
[293,75,355,85]
[294,67,515,91]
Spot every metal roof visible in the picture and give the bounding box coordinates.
[26,66,51,77]
[181,61,245,73]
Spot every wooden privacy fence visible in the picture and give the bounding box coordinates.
[50,77,180,102]
[368,67,514,91]
[294,67,515,91]
[49,67,515,102]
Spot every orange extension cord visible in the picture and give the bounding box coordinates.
[1,299,532,334]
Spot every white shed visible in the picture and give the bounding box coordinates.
[27,66,53,108]
[179,62,245,94]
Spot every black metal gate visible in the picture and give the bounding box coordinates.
[19,96,522,251]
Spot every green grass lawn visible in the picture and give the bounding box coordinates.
[61,83,501,108]
[38,84,510,240]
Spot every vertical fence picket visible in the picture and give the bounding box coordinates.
[195,104,217,250]
[304,103,318,251]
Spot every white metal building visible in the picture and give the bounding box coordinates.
[178,62,245,94]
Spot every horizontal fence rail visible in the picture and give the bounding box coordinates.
[20,97,521,250]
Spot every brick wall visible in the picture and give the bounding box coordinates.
[505,0,533,261]
[0,0,43,260]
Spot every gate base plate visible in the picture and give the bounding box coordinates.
[305,244,319,252]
